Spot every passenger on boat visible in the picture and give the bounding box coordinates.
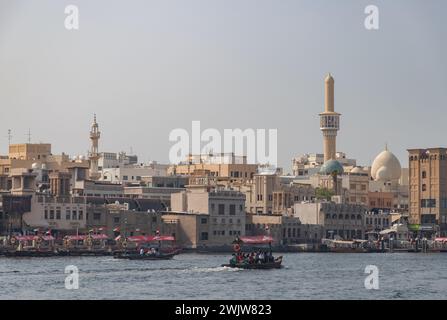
[229,254,237,266]
[139,248,144,255]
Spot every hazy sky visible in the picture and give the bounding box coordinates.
[0,0,446,172]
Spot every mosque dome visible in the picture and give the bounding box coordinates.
[319,160,344,175]
[371,148,401,181]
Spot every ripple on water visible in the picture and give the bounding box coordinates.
[1,253,447,299]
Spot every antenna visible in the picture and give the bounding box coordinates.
[7,129,12,145]
[27,129,31,143]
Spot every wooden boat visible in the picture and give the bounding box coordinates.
[320,239,369,253]
[221,235,283,269]
[114,250,179,260]
[57,248,113,256]
[113,234,180,260]
[3,250,58,257]
[222,256,283,269]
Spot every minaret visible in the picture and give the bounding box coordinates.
[89,114,101,180]
[319,73,341,162]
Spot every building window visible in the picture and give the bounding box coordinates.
[44,209,48,220]
[421,199,436,208]
[72,210,77,220]
[218,204,225,215]
[93,213,101,220]
[152,216,157,223]
[229,204,236,215]
[56,208,61,220]
[114,217,120,223]
[422,171,427,179]
[422,184,427,192]
[201,218,207,224]
[200,232,208,241]
[66,209,71,220]
[123,176,128,181]
[49,209,54,220]
[211,204,215,212]
[239,205,243,211]
[78,210,83,220]
[268,195,273,201]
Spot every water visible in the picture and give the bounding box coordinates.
[1,253,446,300]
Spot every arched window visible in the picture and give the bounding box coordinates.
[332,214,337,219]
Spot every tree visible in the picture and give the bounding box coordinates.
[315,187,334,201]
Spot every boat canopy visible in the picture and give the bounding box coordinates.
[434,237,447,243]
[126,235,175,242]
[66,234,109,241]
[15,235,55,241]
[238,236,274,244]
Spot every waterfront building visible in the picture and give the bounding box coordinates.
[294,202,367,240]
[22,195,87,235]
[165,185,246,248]
[86,198,169,238]
[245,214,323,245]
[408,148,447,236]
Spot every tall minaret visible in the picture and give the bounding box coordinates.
[319,73,341,162]
[89,114,101,180]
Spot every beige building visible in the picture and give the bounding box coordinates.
[167,186,246,248]
[168,153,258,182]
[294,202,367,240]
[245,214,323,245]
[86,200,171,238]
[408,148,447,235]
[344,167,369,206]
[8,143,52,161]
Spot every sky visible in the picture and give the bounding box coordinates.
[0,0,446,172]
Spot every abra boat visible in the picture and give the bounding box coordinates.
[221,235,283,269]
[114,250,179,260]
[113,235,180,260]
[222,256,283,269]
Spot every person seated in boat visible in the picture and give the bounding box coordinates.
[248,252,255,264]
[258,251,264,264]
[229,253,237,266]
[139,247,144,256]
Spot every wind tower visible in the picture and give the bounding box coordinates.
[319,73,341,162]
[89,114,101,180]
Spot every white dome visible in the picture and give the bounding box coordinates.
[371,149,401,181]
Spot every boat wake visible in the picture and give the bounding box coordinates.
[189,266,243,273]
